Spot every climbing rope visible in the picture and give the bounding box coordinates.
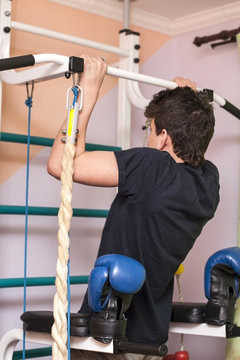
[22,81,34,360]
[175,264,185,352]
[51,142,75,360]
[51,81,83,360]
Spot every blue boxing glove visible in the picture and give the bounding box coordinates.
[204,246,240,300]
[204,247,240,325]
[88,254,146,313]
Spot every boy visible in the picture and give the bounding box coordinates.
[48,55,220,359]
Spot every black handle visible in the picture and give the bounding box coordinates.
[0,54,35,71]
[114,339,168,356]
[222,99,240,120]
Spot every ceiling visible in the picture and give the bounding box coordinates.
[128,0,239,20]
[50,0,240,35]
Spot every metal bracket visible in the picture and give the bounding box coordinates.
[69,56,84,74]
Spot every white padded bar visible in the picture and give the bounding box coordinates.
[169,322,226,338]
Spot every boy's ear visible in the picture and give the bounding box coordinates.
[159,129,168,150]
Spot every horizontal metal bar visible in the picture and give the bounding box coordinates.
[0,52,239,119]
[0,54,238,120]
[0,56,69,84]
[0,53,175,87]
[13,347,51,359]
[0,275,88,288]
[0,54,177,88]
[0,205,109,217]
[0,132,54,146]
[12,21,129,57]
[107,65,177,89]
[0,132,121,151]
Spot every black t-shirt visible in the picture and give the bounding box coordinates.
[81,147,220,345]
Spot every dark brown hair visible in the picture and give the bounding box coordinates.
[144,86,215,166]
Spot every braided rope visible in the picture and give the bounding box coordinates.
[176,274,183,302]
[51,141,76,360]
[176,274,184,351]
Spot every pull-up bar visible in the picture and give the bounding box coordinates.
[0,53,175,88]
[0,53,240,120]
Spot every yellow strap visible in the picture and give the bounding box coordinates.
[175,263,184,276]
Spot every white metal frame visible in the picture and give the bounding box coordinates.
[0,329,114,360]
[0,52,180,87]
[169,322,226,338]
[0,322,228,360]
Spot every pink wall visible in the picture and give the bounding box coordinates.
[133,19,240,359]
[172,20,240,359]
[174,19,240,300]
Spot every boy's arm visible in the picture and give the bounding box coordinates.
[47,55,119,187]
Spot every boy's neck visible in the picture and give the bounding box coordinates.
[164,148,184,163]
[161,138,184,164]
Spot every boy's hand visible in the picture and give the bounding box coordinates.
[173,77,197,91]
[77,55,107,113]
[80,55,107,91]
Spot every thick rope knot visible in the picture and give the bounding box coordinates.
[25,97,33,108]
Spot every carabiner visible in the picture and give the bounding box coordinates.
[66,85,83,111]
[26,81,34,98]
[65,85,84,144]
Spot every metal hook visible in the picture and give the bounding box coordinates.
[66,85,83,111]
[26,81,34,98]
[65,85,83,144]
